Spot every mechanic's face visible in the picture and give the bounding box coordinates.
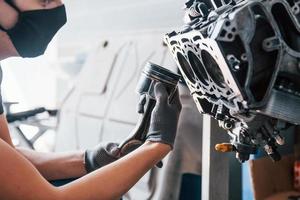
[0,0,65,59]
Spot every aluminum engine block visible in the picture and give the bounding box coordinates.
[165,0,300,162]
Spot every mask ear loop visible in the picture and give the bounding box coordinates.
[0,26,6,31]
[4,0,21,13]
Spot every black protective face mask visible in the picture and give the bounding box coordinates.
[1,1,67,58]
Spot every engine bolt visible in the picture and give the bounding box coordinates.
[215,143,234,152]
[274,135,285,145]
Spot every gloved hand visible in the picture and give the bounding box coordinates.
[84,142,121,173]
[84,83,182,172]
[84,142,141,173]
[146,82,182,149]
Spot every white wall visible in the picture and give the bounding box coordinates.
[54,2,184,199]
[54,0,185,150]
[60,0,184,49]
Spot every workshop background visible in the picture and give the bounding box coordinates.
[1,0,297,200]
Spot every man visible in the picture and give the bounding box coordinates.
[0,0,182,199]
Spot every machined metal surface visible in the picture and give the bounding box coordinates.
[165,0,300,162]
[118,62,181,157]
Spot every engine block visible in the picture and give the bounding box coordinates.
[165,0,300,162]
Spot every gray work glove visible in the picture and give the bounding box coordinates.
[84,142,120,173]
[84,142,141,173]
[146,82,182,149]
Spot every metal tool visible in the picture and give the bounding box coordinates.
[118,62,181,166]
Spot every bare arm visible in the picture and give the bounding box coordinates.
[0,138,170,200]
[0,115,87,180]
[0,114,14,146]
[16,147,87,180]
